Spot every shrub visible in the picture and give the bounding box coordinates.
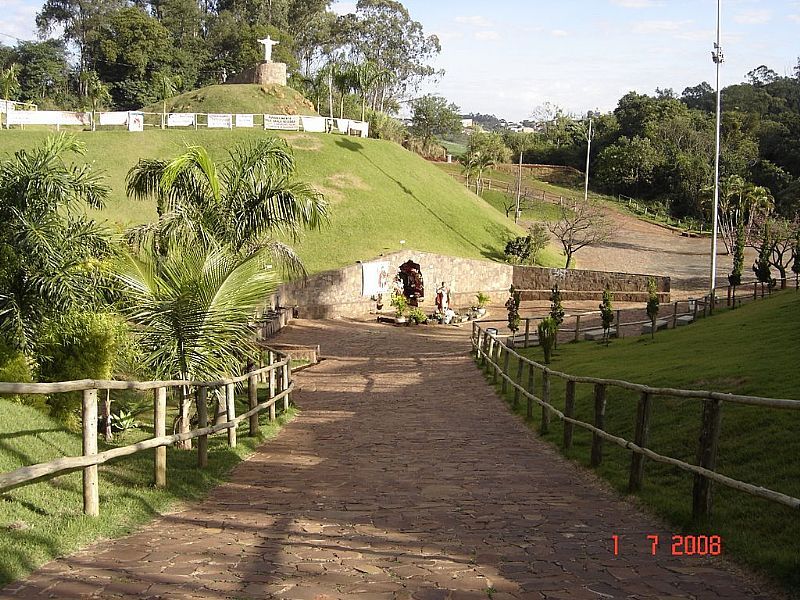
[37,311,130,428]
[367,110,408,144]
[475,292,490,308]
[537,317,558,364]
[505,285,521,334]
[408,307,428,324]
[504,236,532,264]
[390,293,408,318]
[646,278,660,340]
[0,337,39,407]
[527,223,550,265]
[599,287,614,345]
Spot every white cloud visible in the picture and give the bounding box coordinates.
[550,29,569,37]
[610,0,661,8]
[455,15,492,28]
[789,15,800,24]
[1,0,39,42]
[474,31,500,41]
[433,30,464,43]
[734,10,772,25]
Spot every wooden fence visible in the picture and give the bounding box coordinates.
[0,348,293,517]
[483,281,770,348]
[470,322,800,518]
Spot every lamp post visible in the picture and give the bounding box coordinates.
[583,112,594,203]
[710,0,724,300]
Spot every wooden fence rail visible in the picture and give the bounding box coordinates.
[0,349,294,517]
[470,323,800,518]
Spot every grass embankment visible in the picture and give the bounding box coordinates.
[141,83,318,116]
[0,130,563,272]
[0,390,294,586]
[486,291,800,594]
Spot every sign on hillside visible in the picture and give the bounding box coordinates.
[7,111,90,126]
[362,261,391,296]
[167,113,195,127]
[301,116,327,133]
[98,112,128,126]
[128,112,144,132]
[208,114,233,129]
[235,114,254,128]
[263,114,300,131]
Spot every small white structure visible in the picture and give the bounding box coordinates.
[258,36,280,62]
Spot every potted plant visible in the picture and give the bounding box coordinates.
[391,292,408,324]
[475,292,490,316]
[408,307,428,324]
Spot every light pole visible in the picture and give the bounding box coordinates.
[710,0,724,300]
[583,113,594,203]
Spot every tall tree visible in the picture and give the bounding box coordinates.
[548,201,614,269]
[410,94,460,145]
[0,64,20,128]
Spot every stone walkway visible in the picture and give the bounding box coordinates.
[1,320,774,599]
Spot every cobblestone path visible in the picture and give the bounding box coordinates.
[1,320,773,599]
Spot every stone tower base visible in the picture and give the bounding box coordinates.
[228,62,287,86]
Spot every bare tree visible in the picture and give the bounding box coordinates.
[548,201,614,268]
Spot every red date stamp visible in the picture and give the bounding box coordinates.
[612,534,722,556]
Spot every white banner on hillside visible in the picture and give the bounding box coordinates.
[7,110,90,126]
[128,112,144,132]
[167,113,195,127]
[263,114,300,131]
[300,116,327,133]
[98,111,128,126]
[362,261,391,297]
[0,100,13,114]
[235,113,254,128]
[349,120,369,138]
[334,118,350,134]
[208,113,233,129]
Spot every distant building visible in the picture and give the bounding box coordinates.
[460,118,474,129]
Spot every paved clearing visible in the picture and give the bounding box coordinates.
[1,320,772,599]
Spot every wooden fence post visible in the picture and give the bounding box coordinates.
[282,359,291,411]
[672,302,678,328]
[226,383,236,448]
[590,383,606,467]
[154,387,167,488]
[574,315,581,342]
[753,282,757,299]
[526,363,535,419]
[501,349,510,394]
[486,335,495,371]
[480,332,489,366]
[82,388,99,516]
[269,353,277,421]
[196,386,208,468]
[692,398,723,520]
[472,322,479,357]
[524,319,531,348]
[513,357,524,409]
[563,380,576,450]
[702,295,708,318]
[628,391,653,493]
[248,372,259,437]
[615,310,622,339]
[493,344,501,384]
[541,371,551,434]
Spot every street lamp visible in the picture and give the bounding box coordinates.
[583,111,595,204]
[709,0,724,301]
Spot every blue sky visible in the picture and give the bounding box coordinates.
[3,0,799,120]
[335,0,800,120]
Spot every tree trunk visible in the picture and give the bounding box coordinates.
[515,151,523,223]
[176,385,192,450]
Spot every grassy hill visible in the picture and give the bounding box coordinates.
[499,291,800,593]
[0,130,563,272]
[141,83,318,116]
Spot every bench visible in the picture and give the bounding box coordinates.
[583,328,616,341]
[675,314,694,326]
[506,333,539,347]
[641,319,669,334]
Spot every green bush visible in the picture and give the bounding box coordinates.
[37,312,130,428]
[0,337,39,407]
[367,110,408,144]
[407,307,428,324]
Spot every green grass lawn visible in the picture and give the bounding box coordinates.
[0,130,553,272]
[140,83,318,116]
[480,189,569,223]
[0,388,294,586]
[484,291,800,594]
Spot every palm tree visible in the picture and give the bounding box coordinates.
[1,64,21,129]
[351,61,393,122]
[332,62,355,119]
[82,71,112,131]
[0,133,113,351]
[153,72,182,129]
[123,138,326,444]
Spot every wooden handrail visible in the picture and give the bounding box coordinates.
[0,359,289,395]
[471,323,800,516]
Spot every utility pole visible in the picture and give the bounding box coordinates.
[710,0,724,300]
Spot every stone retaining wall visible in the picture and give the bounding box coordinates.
[276,251,513,319]
[513,266,670,303]
[274,252,670,319]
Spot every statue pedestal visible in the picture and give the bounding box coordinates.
[228,62,287,86]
